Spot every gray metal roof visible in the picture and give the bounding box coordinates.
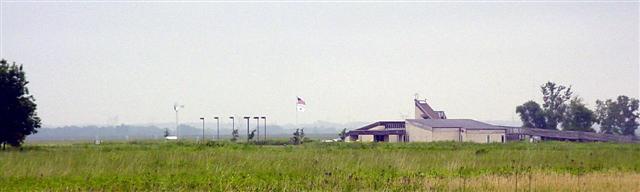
[502,126,639,143]
[355,121,405,130]
[406,119,505,130]
[347,129,406,136]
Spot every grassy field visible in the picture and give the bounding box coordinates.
[1,140,640,191]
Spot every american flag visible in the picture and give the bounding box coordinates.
[297,97,306,112]
[297,97,306,105]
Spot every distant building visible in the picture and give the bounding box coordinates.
[347,99,508,143]
[347,99,638,143]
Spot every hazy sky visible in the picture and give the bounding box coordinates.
[1,1,638,127]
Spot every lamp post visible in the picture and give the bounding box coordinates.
[243,117,250,142]
[253,117,260,142]
[214,117,219,140]
[229,116,235,134]
[200,117,205,142]
[261,116,266,141]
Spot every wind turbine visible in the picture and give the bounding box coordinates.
[168,103,184,140]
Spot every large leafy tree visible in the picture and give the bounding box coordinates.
[540,82,573,130]
[516,101,547,128]
[0,59,41,149]
[596,96,639,136]
[616,96,639,136]
[561,97,595,132]
[596,99,619,134]
[516,82,573,130]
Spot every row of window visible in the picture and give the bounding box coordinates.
[383,123,405,129]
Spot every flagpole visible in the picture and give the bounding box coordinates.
[296,97,299,129]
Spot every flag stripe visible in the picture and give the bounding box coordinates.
[297,97,306,105]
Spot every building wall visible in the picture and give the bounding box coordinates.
[388,135,398,143]
[358,135,373,142]
[349,125,384,142]
[432,128,461,142]
[464,129,506,143]
[352,134,404,142]
[406,122,432,142]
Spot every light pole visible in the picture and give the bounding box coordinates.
[253,117,260,142]
[243,117,250,142]
[229,116,235,133]
[200,117,205,142]
[214,117,219,140]
[261,116,266,141]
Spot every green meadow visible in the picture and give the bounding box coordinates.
[1,140,639,191]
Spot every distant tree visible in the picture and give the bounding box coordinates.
[561,97,595,132]
[230,129,239,142]
[616,96,639,136]
[289,128,305,145]
[596,99,618,134]
[163,128,170,137]
[516,101,547,128]
[289,129,299,144]
[248,129,256,140]
[338,128,347,141]
[540,82,572,130]
[0,59,41,149]
[596,96,639,136]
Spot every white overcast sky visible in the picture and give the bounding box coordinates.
[1,1,638,126]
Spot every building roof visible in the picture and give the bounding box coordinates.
[355,121,405,130]
[503,126,639,142]
[406,119,505,130]
[347,129,406,136]
[348,121,406,136]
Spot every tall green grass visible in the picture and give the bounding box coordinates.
[1,141,639,191]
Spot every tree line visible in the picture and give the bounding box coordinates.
[516,82,639,136]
